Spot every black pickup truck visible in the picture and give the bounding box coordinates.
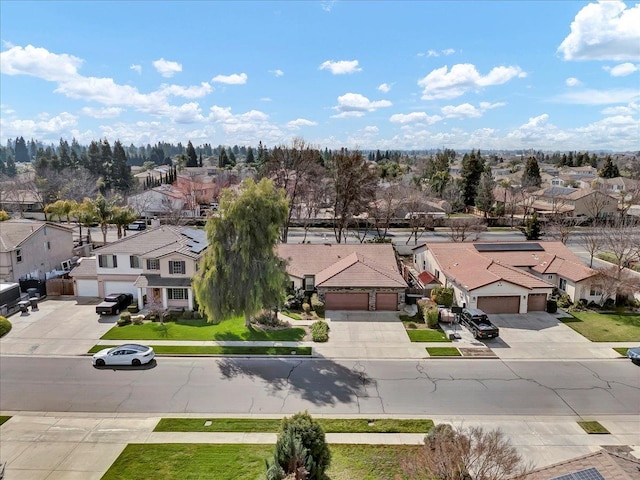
[460,308,500,339]
[96,293,133,315]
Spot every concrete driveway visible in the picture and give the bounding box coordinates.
[487,311,621,360]
[0,298,116,356]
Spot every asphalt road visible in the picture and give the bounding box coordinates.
[2,357,638,416]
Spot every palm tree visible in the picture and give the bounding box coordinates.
[72,198,97,245]
[90,194,119,245]
[111,206,138,239]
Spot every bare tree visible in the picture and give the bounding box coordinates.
[328,148,377,243]
[402,424,532,480]
[447,217,485,242]
[368,184,402,240]
[579,228,603,268]
[260,138,323,243]
[593,266,640,306]
[546,217,585,244]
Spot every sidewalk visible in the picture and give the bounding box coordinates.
[1,412,638,479]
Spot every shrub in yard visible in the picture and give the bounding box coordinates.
[302,303,311,314]
[127,304,139,314]
[182,310,193,320]
[407,322,417,329]
[131,315,144,325]
[426,309,439,328]
[267,411,331,480]
[193,311,202,319]
[310,293,325,317]
[252,309,289,328]
[311,320,329,342]
[430,286,454,307]
[0,316,12,338]
[117,312,131,326]
[557,293,572,308]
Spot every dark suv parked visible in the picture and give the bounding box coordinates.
[460,308,500,339]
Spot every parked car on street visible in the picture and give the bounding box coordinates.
[125,220,147,231]
[92,344,155,366]
[460,308,500,339]
[95,293,133,315]
[626,347,640,365]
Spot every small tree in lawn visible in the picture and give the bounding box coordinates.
[431,286,454,307]
[266,411,331,480]
[193,178,289,328]
[524,212,541,240]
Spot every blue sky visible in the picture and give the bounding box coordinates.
[1,1,639,152]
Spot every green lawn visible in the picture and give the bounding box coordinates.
[614,347,629,356]
[101,443,422,480]
[578,421,610,434]
[0,416,11,426]
[406,329,451,342]
[426,347,461,356]
[101,316,306,342]
[88,345,311,356]
[561,311,640,342]
[154,418,434,434]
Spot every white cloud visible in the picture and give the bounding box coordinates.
[212,72,247,85]
[321,0,336,12]
[558,0,640,61]
[442,49,456,56]
[260,97,272,102]
[479,101,506,110]
[286,118,318,129]
[601,102,638,115]
[207,105,282,142]
[389,112,442,125]
[363,126,379,133]
[81,107,123,119]
[130,64,142,74]
[555,88,640,105]
[378,83,391,93]
[152,58,182,77]
[441,103,482,119]
[604,62,639,76]
[0,112,78,139]
[418,63,525,100]
[158,82,212,99]
[332,93,392,117]
[319,60,362,75]
[270,69,284,77]
[566,77,583,87]
[0,44,82,82]
[419,48,456,58]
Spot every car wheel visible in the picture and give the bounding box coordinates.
[96,359,105,367]
[132,358,141,366]
[115,308,119,315]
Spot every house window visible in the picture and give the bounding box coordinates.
[146,258,160,270]
[304,275,315,291]
[590,285,602,296]
[547,275,553,280]
[130,256,141,268]
[435,270,440,279]
[559,278,567,291]
[16,249,22,263]
[168,288,188,300]
[169,260,186,274]
[45,241,50,250]
[98,254,117,268]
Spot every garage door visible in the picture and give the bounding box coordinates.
[103,281,138,297]
[477,296,520,314]
[375,293,398,311]
[325,292,369,311]
[75,279,98,297]
[527,293,547,312]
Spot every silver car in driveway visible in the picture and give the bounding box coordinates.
[627,347,640,365]
[92,344,155,366]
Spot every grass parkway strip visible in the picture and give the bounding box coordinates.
[88,345,312,356]
[560,311,640,342]
[154,418,434,433]
[101,443,424,480]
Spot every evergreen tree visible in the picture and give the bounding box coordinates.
[246,147,255,164]
[5,155,17,177]
[111,140,133,192]
[59,139,71,169]
[218,147,229,168]
[521,156,542,188]
[228,149,236,165]
[198,152,203,167]
[460,150,485,206]
[599,156,619,178]
[186,140,198,167]
[525,212,541,240]
[475,170,495,217]
[14,136,29,163]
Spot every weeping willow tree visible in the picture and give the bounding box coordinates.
[193,178,290,327]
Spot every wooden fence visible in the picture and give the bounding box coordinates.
[46,278,75,296]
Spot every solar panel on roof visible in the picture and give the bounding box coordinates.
[474,243,544,252]
[551,467,605,480]
[180,228,209,253]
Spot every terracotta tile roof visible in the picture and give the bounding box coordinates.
[277,243,406,288]
[521,449,640,479]
[423,241,595,290]
[418,270,439,285]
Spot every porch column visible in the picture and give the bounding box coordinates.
[137,288,144,310]
[162,288,168,309]
[187,288,194,311]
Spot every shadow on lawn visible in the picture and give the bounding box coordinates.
[217,357,366,407]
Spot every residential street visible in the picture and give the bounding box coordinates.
[1,356,638,416]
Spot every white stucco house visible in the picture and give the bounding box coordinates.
[70,226,208,311]
[412,241,601,314]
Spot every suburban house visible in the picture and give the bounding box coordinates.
[70,226,208,311]
[412,241,601,314]
[277,243,407,311]
[528,187,618,219]
[521,449,640,479]
[127,185,200,218]
[0,219,74,283]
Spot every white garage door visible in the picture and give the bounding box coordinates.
[103,281,138,297]
[75,279,98,297]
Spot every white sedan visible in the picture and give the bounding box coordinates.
[92,344,155,366]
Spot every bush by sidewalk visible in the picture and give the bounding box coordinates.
[0,316,12,337]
